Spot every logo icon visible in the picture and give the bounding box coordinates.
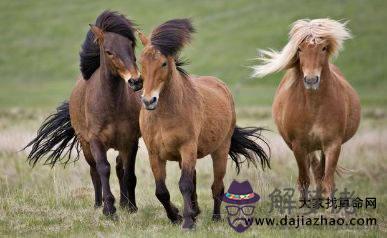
[222,180,260,233]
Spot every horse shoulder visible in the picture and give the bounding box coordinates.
[272,70,299,142]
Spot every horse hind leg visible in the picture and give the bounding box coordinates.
[309,151,325,193]
[115,154,127,208]
[80,140,102,208]
[126,140,139,212]
[210,144,228,221]
[122,140,139,213]
[321,143,341,199]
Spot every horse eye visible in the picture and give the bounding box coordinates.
[322,46,327,51]
[161,61,167,67]
[105,50,113,56]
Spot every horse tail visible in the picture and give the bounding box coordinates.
[228,126,271,174]
[24,101,80,167]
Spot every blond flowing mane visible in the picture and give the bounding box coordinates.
[252,18,352,78]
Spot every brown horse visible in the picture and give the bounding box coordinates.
[25,11,142,216]
[253,19,361,199]
[133,19,270,229]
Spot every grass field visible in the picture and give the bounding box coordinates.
[0,110,386,237]
[0,0,386,237]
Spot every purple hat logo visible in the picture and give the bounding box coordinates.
[222,180,260,233]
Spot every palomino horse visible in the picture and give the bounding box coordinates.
[132,19,270,229]
[25,11,142,216]
[253,19,361,199]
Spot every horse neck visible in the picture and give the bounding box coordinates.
[158,68,196,114]
[97,56,128,106]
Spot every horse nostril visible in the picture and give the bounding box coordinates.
[150,97,157,104]
[304,76,319,84]
[141,97,149,106]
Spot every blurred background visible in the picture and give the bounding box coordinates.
[1,0,386,109]
[0,0,386,237]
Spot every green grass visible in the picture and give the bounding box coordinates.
[0,0,386,237]
[0,0,386,109]
[0,112,386,237]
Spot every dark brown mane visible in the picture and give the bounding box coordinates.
[175,57,189,77]
[150,19,195,57]
[79,10,137,80]
[150,19,194,78]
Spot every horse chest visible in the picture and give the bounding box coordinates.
[98,120,137,149]
[305,124,325,145]
[141,117,190,160]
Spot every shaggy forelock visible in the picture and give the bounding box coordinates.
[150,18,195,56]
[252,18,352,78]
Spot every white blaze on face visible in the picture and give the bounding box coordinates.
[120,71,132,83]
[303,68,322,79]
[142,82,164,102]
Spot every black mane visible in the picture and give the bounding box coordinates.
[79,11,136,80]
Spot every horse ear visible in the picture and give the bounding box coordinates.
[89,24,104,44]
[136,29,149,46]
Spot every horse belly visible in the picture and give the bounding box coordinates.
[196,78,235,158]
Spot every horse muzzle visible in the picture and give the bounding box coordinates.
[303,76,320,90]
[141,96,158,110]
[128,77,143,91]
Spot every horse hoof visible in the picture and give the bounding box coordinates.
[181,218,195,230]
[212,214,222,221]
[193,207,201,217]
[171,214,183,224]
[127,205,138,214]
[103,205,117,216]
[94,202,102,209]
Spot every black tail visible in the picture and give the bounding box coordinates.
[229,126,271,174]
[24,101,80,167]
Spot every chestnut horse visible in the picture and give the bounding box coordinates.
[133,19,270,229]
[25,11,142,216]
[253,19,361,199]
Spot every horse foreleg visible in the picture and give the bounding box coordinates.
[80,141,102,208]
[293,144,311,201]
[150,156,182,223]
[90,139,116,216]
[179,143,197,230]
[191,169,201,218]
[322,143,341,198]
